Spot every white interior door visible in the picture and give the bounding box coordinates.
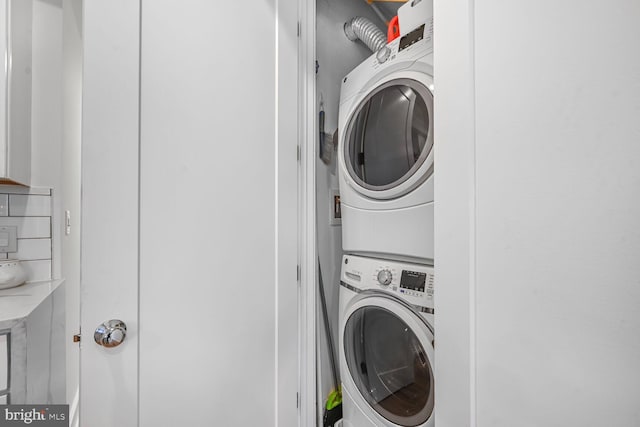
[80,1,299,426]
[79,1,140,425]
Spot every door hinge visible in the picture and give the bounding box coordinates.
[73,334,81,343]
[297,145,301,161]
[297,22,301,37]
[296,392,299,408]
[297,265,301,282]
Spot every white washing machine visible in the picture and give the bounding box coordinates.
[339,254,435,427]
[338,24,434,263]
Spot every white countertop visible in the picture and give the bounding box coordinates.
[0,279,64,323]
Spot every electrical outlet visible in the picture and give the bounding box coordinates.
[0,226,17,253]
[330,190,341,226]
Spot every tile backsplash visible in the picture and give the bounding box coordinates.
[0,186,52,282]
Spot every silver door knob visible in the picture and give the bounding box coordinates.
[94,319,127,348]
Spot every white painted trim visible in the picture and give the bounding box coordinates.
[469,0,477,420]
[298,0,317,425]
[274,0,280,423]
[69,386,79,427]
[274,1,301,426]
[433,0,477,425]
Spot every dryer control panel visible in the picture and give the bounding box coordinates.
[368,23,433,71]
[341,254,434,310]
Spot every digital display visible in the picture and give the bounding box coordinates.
[400,270,426,292]
[399,24,425,52]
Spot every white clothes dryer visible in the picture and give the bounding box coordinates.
[338,24,434,263]
[339,254,435,427]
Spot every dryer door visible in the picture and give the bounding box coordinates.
[344,78,433,199]
[343,294,434,426]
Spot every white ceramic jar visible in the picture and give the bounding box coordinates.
[0,259,27,290]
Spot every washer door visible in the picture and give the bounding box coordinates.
[344,78,433,199]
[343,295,434,426]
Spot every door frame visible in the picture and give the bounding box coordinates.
[432,0,476,425]
[298,1,479,425]
[298,0,318,425]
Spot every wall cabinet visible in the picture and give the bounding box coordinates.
[0,0,32,186]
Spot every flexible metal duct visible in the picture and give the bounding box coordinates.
[344,17,387,53]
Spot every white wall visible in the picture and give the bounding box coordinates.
[436,0,640,425]
[30,0,80,410]
[61,0,82,418]
[28,0,81,413]
[315,0,390,422]
[30,0,62,279]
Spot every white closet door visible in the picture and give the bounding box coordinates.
[81,1,298,426]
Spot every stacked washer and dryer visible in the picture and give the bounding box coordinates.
[337,1,435,426]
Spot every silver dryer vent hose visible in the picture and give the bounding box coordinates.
[344,16,387,53]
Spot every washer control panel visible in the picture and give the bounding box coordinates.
[342,255,434,308]
[377,269,393,286]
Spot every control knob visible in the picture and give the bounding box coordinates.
[376,46,391,64]
[377,269,392,286]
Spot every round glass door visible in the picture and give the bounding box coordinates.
[343,305,434,426]
[345,78,433,192]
